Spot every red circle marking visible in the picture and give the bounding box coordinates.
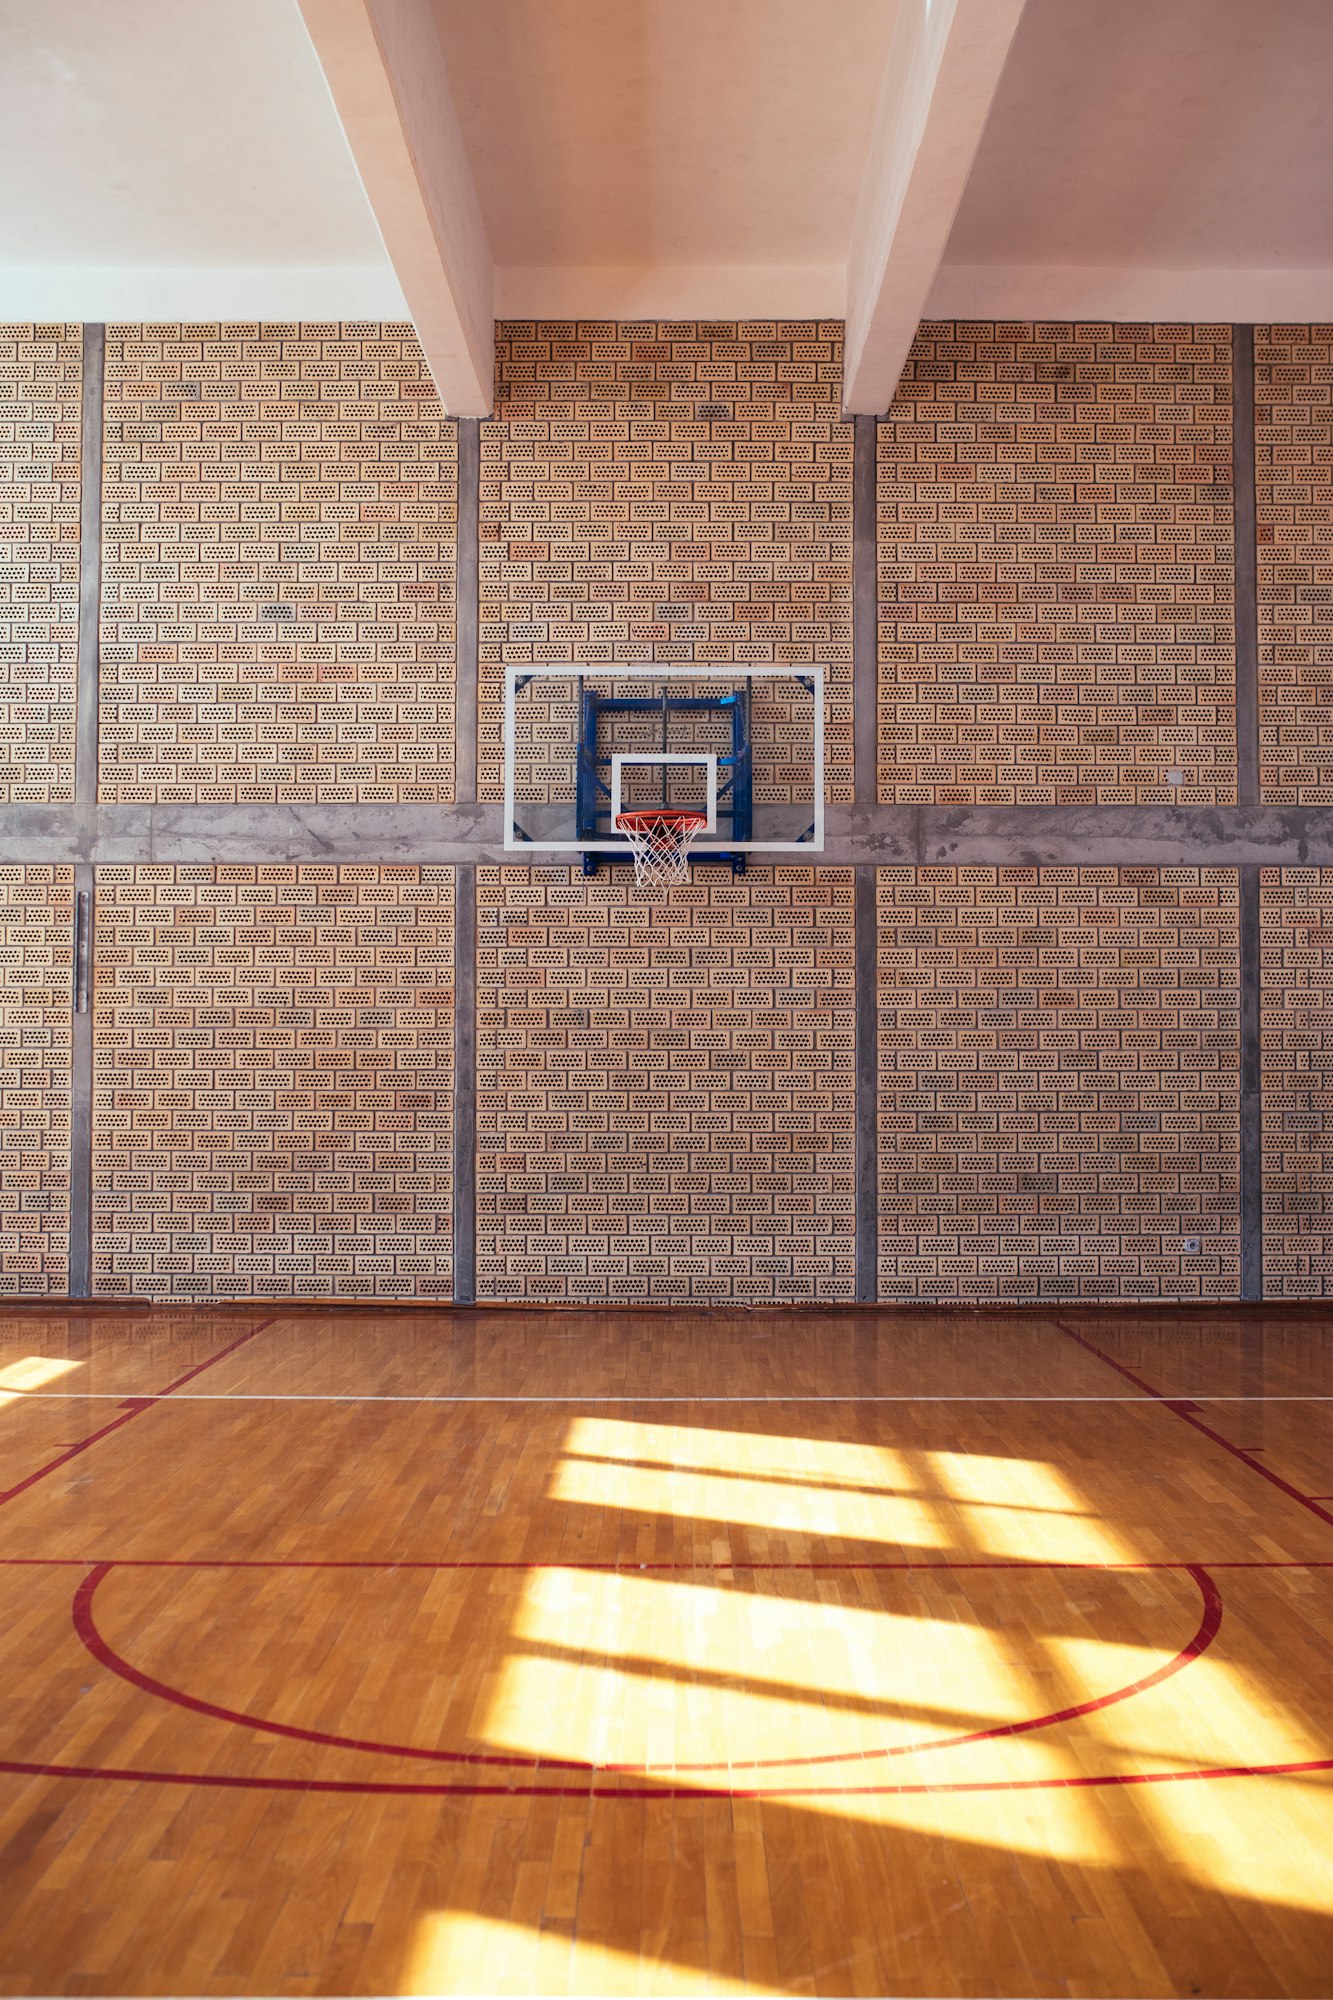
[5,1746,1333,1802]
[73,1561,1222,1779]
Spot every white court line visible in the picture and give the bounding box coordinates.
[5,1392,1333,1405]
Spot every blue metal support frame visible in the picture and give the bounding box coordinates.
[576,687,753,874]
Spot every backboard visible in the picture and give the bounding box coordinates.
[502,665,824,865]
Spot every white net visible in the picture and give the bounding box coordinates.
[614,811,708,889]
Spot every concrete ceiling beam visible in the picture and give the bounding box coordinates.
[297,0,494,414]
[843,0,1026,415]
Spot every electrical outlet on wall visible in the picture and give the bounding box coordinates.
[1183,1237,1200,1256]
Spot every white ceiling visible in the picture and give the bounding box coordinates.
[935,0,1333,318]
[432,0,898,314]
[5,0,1333,340]
[0,0,405,316]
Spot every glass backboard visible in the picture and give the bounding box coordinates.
[502,665,824,858]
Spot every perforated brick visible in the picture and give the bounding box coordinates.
[1256,326,1333,801]
[878,323,1236,803]
[1260,868,1333,1293]
[480,322,851,802]
[877,867,1240,1299]
[0,324,80,801]
[98,324,456,802]
[0,866,73,1294]
[476,865,855,1301]
[92,865,454,1298]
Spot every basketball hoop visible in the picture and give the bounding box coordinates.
[614,809,707,889]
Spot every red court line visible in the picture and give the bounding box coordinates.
[1053,1319,1333,1533]
[4,1555,1333,1571]
[0,1317,279,1511]
[71,1561,1222,1778]
[151,1322,280,1398]
[1,1748,1329,1802]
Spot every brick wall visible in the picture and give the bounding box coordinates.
[0,313,1330,1304]
[98,323,456,802]
[878,323,1236,803]
[476,865,855,1301]
[92,865,453,1298]
[1256,325,1333,802]
[877,867,1240,1299]
[0,323,80,801]
[480,321,851,801]
[0,867,73,1295]
[1260,868,1333,1294]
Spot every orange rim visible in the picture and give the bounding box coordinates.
[614,810,708,833]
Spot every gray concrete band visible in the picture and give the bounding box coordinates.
[4,800,1333,867]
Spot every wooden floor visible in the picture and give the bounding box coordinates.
[0,1308,1330,1996]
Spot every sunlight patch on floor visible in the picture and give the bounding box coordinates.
[552,1451,946,1544]
[802,1767,1119,1860]
[1056,1632,1327,1769]
[0,1355,81,1407]
[1128,1770,1333,1915]
[566,1415,909,1488]
[401,1911,760,1997]
[483,1566,1038,1767]
[925,1446,1141,1562]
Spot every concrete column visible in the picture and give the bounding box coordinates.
[1232,334,1264,1298]
[451,414,481,1302]
[1233,326,1260,807]
[455,418,480,804]
[1240,867,1263,1299]
[453,864,476,1303]
[853,414,877,804]
[67,867,94,1298]
[855,867,878,1303]
[68,325,105,1297]
[853,416,879,1301]
[75,325,103,817]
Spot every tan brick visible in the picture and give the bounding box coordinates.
[877,866,1241,1299]
[1261,867,1333,1292]
[878,323,1236,804]
[1256,326,1333,801]
[476,864,855,1301]
[0,865,73,1293]
[0,324,80,801]
[92,864,454,1298]
[480,321,852,804]
[98,323,456,803]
